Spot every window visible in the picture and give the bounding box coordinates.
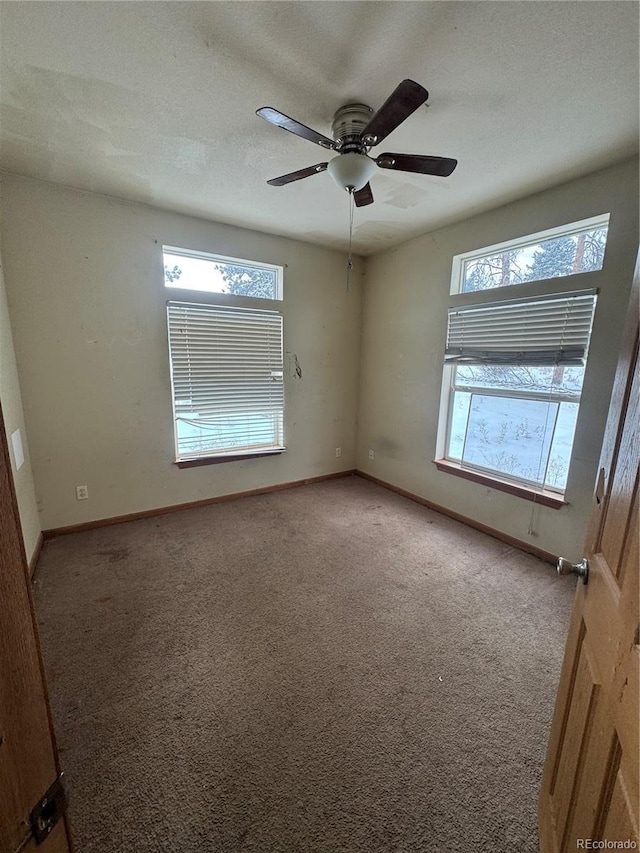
[437,218,607,501]
[451,214,609,295]
[164,248,284,463]
[443,292,596,492]
[164,246,282,300]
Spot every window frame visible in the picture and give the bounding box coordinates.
[444,366,583,458]
[449,212,610,296]
[443,370,583,494]
[438,350,593,502]
[163,245,284,302]
[163,246,286,466]
[436,217,607,503]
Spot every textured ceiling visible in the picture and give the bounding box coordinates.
[0,1,638,255]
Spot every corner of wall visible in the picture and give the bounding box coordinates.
[355,158,639,558]
[0,245,42,564]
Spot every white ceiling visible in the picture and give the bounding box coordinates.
[0,2,638,255]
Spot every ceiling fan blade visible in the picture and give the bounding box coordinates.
[266,162,328,187]
[354,183,374,207]
[360,80,429,145]
[257,107,337,150]
[376,153,458,177]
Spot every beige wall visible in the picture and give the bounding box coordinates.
[357,159,638,560]
[0,174,363,530]
[0,245,41,561]
[1,161,636,559]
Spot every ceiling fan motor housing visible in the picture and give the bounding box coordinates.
[331,103,374,152]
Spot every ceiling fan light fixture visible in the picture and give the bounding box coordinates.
[327,152,376,192]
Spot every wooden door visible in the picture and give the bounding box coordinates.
[0,400,72,852]
[539,267,639,850]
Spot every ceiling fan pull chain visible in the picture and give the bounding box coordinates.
[346,190,355,292]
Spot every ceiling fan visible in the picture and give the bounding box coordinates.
[256,79,457,207]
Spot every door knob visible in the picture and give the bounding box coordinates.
[557,557,589,584]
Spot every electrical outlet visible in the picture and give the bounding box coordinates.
[335,447,342,458]
[368,449,375,461]
[76,485,89,501]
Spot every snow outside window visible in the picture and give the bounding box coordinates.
[441,290,598,494]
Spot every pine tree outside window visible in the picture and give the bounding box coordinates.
[451,214,609,295]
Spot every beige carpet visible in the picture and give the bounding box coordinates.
[34,475,574,852]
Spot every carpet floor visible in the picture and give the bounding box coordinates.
[33,475,574,852]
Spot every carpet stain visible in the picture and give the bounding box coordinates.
[97,546,131,563]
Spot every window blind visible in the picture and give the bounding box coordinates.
[167,301,284,460]
[445,291,597,365]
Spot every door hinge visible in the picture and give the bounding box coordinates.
[28,773,67,846]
